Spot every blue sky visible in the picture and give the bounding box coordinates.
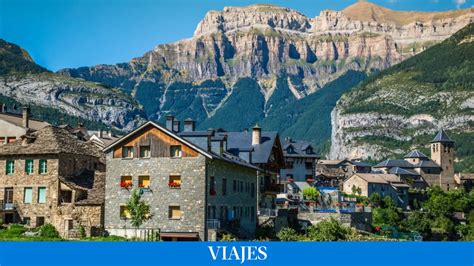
[0,0,471,71]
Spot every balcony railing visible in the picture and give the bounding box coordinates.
[206,219,220,230]
[0,200,15,211]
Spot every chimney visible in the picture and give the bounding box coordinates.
[0,103,5,113]
[173,120,180,133]
[184,118,195,132]
[22,107,30,129]
[252,124,261,145]
[166,115,174,131]
[108,130,112,138]
[99,129,103,138]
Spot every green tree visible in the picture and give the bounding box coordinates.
[276,227,304,241]
[369,192,382,207]
[303,187,320,202]
[307,218,351,241]
[127,189,150,238]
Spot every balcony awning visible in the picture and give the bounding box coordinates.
[160,232,199,239]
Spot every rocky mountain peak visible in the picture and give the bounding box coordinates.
[194,4,311,36]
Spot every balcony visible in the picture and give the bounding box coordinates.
[206,219,220,230]
[0,200,15,211]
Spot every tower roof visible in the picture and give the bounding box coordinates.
[404,150,428,159]
[431,129,454,143]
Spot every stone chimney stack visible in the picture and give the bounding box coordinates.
[252,124,261,145]
[99,129,103,138]
[108,130,112,138]
[173,120,180,133]
[184,118,195,132]
[166,115,174,131]
[0,103,6,113]
[22,107,30,129]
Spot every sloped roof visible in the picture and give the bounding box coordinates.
[221,131,279,164]
[353,173,391,184]
[431,129,454,143]
[389,167,420,176]
[373,159,414,168]
[0,112,49,131]
[415,160,440,168]
[0,126,102,158]
[404,150,428,159]
[282,139,319,159]
[60,170,105,205]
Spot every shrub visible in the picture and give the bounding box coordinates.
[276,227,304,241]
[38,224,61,239]
[220,233,236,242]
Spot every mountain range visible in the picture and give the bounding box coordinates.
[0,1,473,167]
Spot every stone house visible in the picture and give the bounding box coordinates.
[0,126,105,238]
[280,138,320,182]
[103,120,259,241]
[0,106,49,145]
[343,173,409,209]
[316,159,371,188]
[373,129,456,191]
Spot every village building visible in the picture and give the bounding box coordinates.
[343,173,409,209]
[103,119,260,241]
[315,159,371,188]
[0,106,49,144]
[0,126,105,238]
[373,129,456,191]
[280,138,320,182]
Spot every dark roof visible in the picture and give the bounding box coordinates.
[404,150,428,159]
[415,160,440,168]
[431,129,454,143]
[220,131,279,164]
[373,159,414,168]
[389,167,420,176]
[60,170,105,205]
[0,126,103,158]
[282,139,320,159]
[178,130,213,137]
[351,161,372,167]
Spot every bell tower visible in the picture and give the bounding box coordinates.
[430,129,455,190]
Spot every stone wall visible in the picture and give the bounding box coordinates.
[207,159,258,238]
[298,211,372,231]
[104,152,207,240]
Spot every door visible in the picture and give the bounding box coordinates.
[4,187,13,209]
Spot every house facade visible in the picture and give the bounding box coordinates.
[280,138,320,182]
[0,126,105,238]
[103,121,259,241]
[343,173,409,209]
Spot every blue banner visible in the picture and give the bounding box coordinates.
[0,242,473,266]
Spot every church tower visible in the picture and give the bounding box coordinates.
[430,129,455,190]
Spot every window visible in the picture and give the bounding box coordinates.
[122,146,134,158]
[222,178,227,196]
[23,217,31,226]
[305,162,313,170]
[210,176,216,195]
[233,180,237,192]
[25,160,34,174]
[138,176,150,189]
[36,217,45,227]
[306,147,313,154]
[170,145,182,158]
[286,161,294,168]
[139,146,150,158]
[24,187,32,204]
[6,160,14,175]
[251,206,255,221]
[169,175,181,188]
[38,187,47,203]
[6,137,16,143]
[39,159,47,174]
[240,181,243,192]
[169,206,181,219]
[120,205,131,219]
[60,190,72,203]
[0,137,4,144]
[120,176,133,189]
[251,183,255,198]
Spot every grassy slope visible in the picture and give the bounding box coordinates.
[339,23,474,172]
